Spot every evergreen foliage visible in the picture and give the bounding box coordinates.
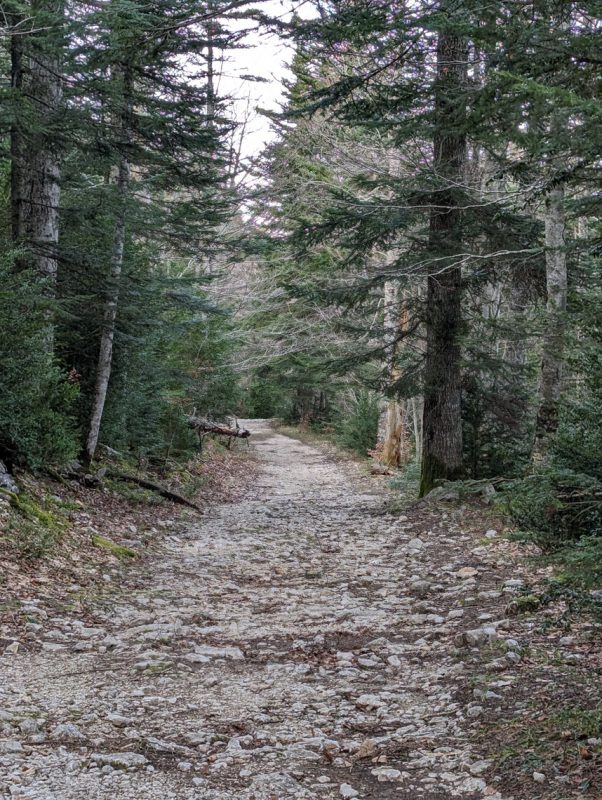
[335,390,380,457]
[0,0,248,468]
[0,257,78,469]
[0,0,601,595]
[500,468,602,546]
[247,0,600,485]
[555,278,602,480]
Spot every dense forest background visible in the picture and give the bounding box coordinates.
[0,0,600,574]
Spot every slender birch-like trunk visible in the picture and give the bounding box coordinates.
[85,65,133,465]
[419,19,467,496]
[531,185,567,465]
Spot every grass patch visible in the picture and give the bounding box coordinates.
[549,703,602,741]
[493,700,602,764]
[499,535,602,620]
[53,498,82,511]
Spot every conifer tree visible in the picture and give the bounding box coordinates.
[59,0,237,463]
[262,0,600,490]
[84,60,134,465]
[9,0,65,347]
[1,0,251,468]
[419,8,467,494]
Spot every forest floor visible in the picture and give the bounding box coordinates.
[0,421,600,800]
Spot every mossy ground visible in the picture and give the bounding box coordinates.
[91,535,137,559]
[2,491,68,560]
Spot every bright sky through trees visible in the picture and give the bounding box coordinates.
[219,0,314,161]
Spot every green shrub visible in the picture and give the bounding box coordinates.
[0,259,79,470]
[5,493,65,560]
[388,460,421,510]
[498,467,602,547]
[551,536,602,591]
[335,390,380,456]
[7,516,57,560]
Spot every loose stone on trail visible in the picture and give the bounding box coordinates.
[0,420,582,799]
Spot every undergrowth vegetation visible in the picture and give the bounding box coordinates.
[1,491,67,560]
[0,436,248,564]
[334,391,380,457]
[496,469,602,592]
[499,469,602,545]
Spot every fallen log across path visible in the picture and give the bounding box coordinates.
[187,417,251,439]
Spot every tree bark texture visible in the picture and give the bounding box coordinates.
[187,417,251,439]
[419,21,467,497]
[12,0,63,317]
[85,65,133,465]
[378,280,411,467]
[10,12,24,246]
[531,185,567,465]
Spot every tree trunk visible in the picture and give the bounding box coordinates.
[531,185,567,465]
[411,396,423,463]
[381,398,407,467]
[85,65,133,465]
[378,280,410,467]
[11,0,63,349]
[10,12,24,246]
[419,21,467,497]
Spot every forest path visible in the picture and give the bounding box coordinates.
[1,421,504,800]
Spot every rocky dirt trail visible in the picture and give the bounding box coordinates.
[1,422,597,799]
